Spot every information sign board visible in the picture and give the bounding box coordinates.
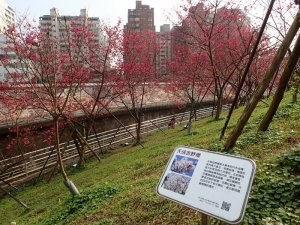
[157,146,256,224]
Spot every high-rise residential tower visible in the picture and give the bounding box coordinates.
[124,1,155,32]
[39,8,101,51]
[156,24,171,76]
[0,0,15,81]
[39,8,107,81]
[0,0,15,32]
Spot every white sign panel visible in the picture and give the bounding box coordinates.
[157,146,256,224]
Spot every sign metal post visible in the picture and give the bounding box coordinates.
[201,214,210,225]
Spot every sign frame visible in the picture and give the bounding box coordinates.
[156,146,256,224]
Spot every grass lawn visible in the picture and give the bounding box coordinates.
[0,92,300,224]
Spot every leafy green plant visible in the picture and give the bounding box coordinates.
[209,140,224,152]
[45,184,122,225]
[275,102,300,119]
[244,146,300,224]
[276,145,300,175]
[236,129,286,149]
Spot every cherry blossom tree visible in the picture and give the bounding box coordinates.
[172,0,260,121]
[0,17,92,195]
[116,30,157,145]
[167,41,212,134]
[68,21,123,166]
[224,9,300,150]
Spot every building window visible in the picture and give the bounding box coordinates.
[129,10,136,16]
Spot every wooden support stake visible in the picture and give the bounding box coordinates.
[224,10,300,150]
[0,186,29,210]
[258,33,300,131]
[67,120,101,162]
[92,124,105,154]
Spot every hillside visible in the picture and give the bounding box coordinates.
[0,92,299,225]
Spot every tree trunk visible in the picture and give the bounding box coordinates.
[293,87,298,103]
[194,107,198,121]
[211,91,216,117]
[187,113,193,135]
[187,99,195,135]
[187,121,192,135]
[54,118,68,181]
[267,69,279,97]
[70,124,85,167]
[54,118,79,196]
[78,145,87,166]
[67,120,101,162]
[135,112,142,145]
[136,122,141,145]
[258,34,300,131]
[215,95,223,120]
[77,123,89,166]
[72,134,81,155]
[224,12,300,151]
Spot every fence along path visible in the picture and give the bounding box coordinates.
[0,105,229,187]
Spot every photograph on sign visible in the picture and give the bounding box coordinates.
[170,155,199,177]
[161,173,191,195]
[157,146,256,224]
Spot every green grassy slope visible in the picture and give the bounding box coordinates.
[0,92,299,225]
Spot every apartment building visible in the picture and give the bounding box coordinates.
[39,8,101,51]
[0,0,15,32]
[124,1,155,32]
[156,24,171,76]
[0,0,15,81]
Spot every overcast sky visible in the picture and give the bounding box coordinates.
[6,0,184,31]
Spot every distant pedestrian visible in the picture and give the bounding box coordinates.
[168,117,175,128]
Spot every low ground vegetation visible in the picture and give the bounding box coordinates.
[0,92,299,224]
